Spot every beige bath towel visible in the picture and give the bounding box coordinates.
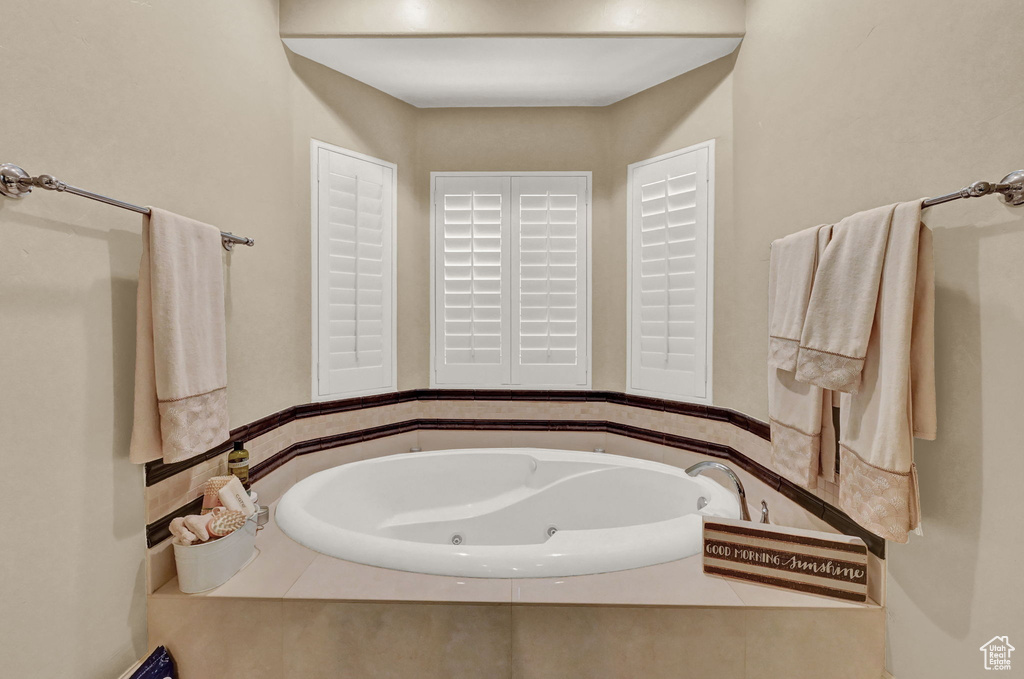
[838,201,935,543]
[129,208,229,464]
[768,224,836,488]
[768,225,829,370]
[769,370,835,489]
[795,204,897,393]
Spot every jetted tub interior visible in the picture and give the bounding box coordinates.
[276,448,742,578]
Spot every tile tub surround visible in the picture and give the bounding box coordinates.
[148,479,885,605]
[149,599,885,679]
[143,390,885,558]
[149,503,883,679]
[149,513,884,679]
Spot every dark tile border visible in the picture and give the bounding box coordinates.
[144,390,770,486]
[146,495,204,552]
[145,414,885,559]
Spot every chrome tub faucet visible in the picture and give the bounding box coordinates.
[685,460,751,522]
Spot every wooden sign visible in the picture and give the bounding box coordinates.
[702,517,869,603]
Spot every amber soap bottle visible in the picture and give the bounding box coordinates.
[228,440,250,488]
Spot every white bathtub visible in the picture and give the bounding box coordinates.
[276,448,742,578]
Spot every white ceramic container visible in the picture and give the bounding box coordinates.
[172,512,258,593]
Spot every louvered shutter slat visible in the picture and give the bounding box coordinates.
[434,176,511,384]
[629,145,711,401]
[316,147,394,398]
[512,176,588,387]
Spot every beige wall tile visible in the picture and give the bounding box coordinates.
[275,420,300,450]
[513,555,744,607]
[252,460,297,506]
[292,416,326,443]
[146,539,176,594]
[866,553,885,606]
[507,430,607,452]
[661,446,709,471]
[511,605,746,679]
[602,433,666,462]
[286,554,512,603]
[744,608,884,679]
[733,428,771,467]
[416,400,443,419]
[418,429,515,450]
[145,474,193,524]
[292,443,366,482]
[360,431,420,459]
[319,411,358,437]
[344,402,414,430]
[283,601,512,679]
[147,598,284,678]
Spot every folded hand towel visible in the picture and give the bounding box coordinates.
[129,208,229,464]
[768,224,836,488]
[769,370,834,488]
[768,225,830,370]
[838,201,935,543]
[795,204,897,393]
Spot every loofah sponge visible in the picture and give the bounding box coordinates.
[183,513,215,542]
[201,476,235,514]
[169,517,197,546]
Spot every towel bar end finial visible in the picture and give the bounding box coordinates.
[0,163,32,199]
[998,170,1024,206]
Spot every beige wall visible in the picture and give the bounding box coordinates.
[0,2,415,677]
[6,1,1022,677]
[280,0,745,37]
[0,16,737,670]
[409,55,736,391]
[607,55,736,397]
[731,1,1024,676]
[412,107,612,387]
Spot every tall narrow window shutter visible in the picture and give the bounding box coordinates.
[433,176,511,385]
[629,147,710,399]
[512,176,588,386]
[316,148,394,396]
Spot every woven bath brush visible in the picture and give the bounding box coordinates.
[207,510,248,538]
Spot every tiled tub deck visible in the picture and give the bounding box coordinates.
[146,431,886,679]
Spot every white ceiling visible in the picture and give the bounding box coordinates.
[283,37,742,108]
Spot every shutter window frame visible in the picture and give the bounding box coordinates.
[311,140,397,400]
[432,175,512,386]
[626,140,715,404]
[430,172,592,389]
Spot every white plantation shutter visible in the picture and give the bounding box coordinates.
[512,176,588,386]
[432,173,591,388]
[315,145,395,398]
[433,176,511,385]
[628,144,712,401]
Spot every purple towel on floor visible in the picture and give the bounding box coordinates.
[130,646,177,679]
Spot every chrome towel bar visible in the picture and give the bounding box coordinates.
[921,170,1024,208]
[0,163,255,251]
